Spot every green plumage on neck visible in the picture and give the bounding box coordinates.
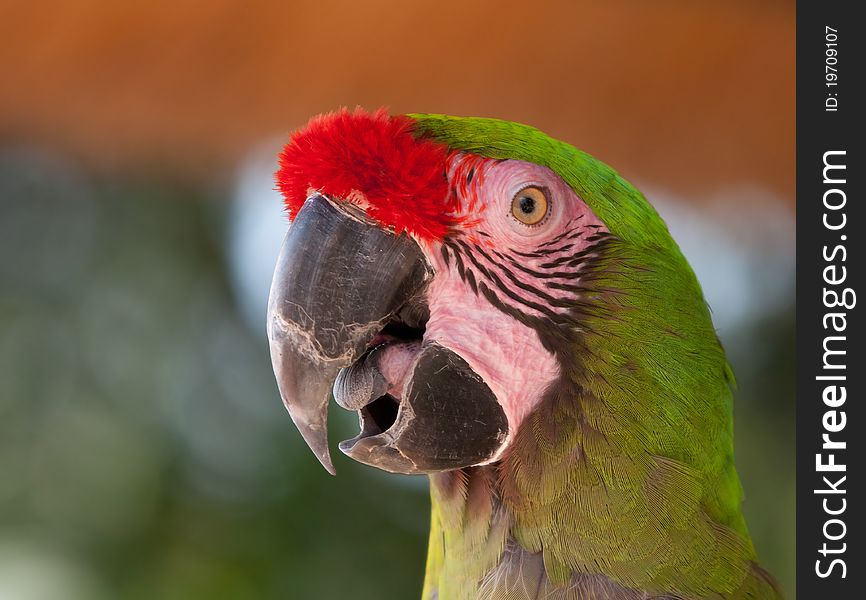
[408,115,779,599]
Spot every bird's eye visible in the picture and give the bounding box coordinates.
[510,186,549,226]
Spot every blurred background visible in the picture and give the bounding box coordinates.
[0,1,794,598]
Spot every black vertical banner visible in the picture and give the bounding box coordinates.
[797,1,864,598]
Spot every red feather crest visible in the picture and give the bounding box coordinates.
[276,108,455,241]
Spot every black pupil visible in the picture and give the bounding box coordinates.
[519,196,535,214]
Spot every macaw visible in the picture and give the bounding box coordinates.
[266,109,780,599]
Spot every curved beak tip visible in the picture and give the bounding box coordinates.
[286,409,337,475]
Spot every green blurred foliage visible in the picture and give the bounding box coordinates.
[0,149,429,599]
[0,148,793,598]
[732,307,796,596]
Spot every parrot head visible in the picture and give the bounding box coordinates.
[266,109,780,598]
[267,109,628,475]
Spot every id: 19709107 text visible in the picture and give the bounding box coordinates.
[825,26,839,112]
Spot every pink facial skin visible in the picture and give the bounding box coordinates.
[412,155,609,458]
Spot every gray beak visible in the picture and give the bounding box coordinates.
[266,195,430,473]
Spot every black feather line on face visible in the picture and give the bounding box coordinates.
[442,231,621,362]
[450,243,467,281]
[452,240,562,320]
[509,246,574,259]
[465,241,577,310]
[535,216,583,248]
[440,243,451,267]
[500,257,585,281]
[464,267,478,295]
[536,237,612,269]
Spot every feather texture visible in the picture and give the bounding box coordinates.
[409,115,780,600]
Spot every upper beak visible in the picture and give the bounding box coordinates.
[266,194,430,473]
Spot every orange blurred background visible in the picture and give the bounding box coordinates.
[1,0,793,200]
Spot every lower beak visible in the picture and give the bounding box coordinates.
[266,195,430,473]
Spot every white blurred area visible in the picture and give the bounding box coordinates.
[226,140,289,334]
[649,185,795,365]
[0,542,107,600]
[227,148,795,374]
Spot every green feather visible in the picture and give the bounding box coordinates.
[407,115,780,599]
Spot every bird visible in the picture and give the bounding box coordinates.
[265,108,781,599]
